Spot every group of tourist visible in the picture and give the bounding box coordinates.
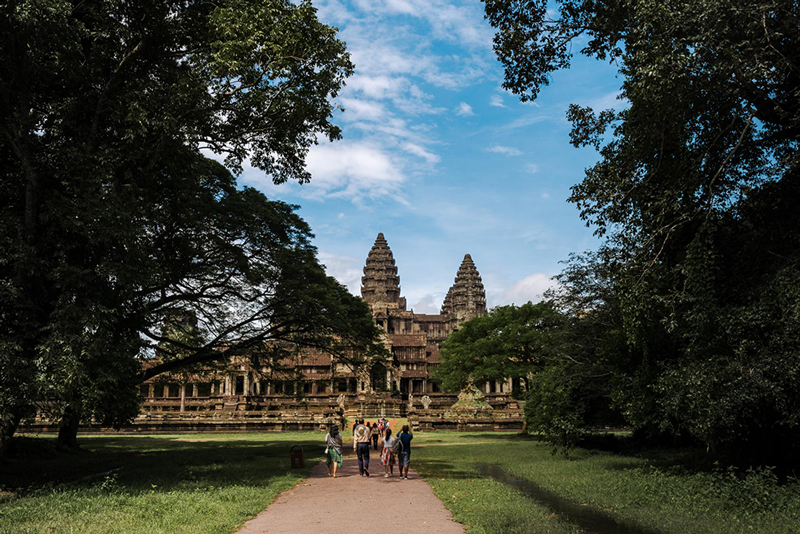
[324,419,413,479]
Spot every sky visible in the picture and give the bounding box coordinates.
[242,0,626,314]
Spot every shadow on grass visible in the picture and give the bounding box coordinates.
[1,435,326,495]
[476,464,665,534]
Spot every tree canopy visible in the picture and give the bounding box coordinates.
[483,0,800,463]
[0,0,374,453]
[435,302,562,395]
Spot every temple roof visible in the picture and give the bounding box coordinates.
[360,233,402,306]
[448,253,487,322]
[440,286,453,316]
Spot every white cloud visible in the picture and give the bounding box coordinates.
[318,251,363,296]
[504,113,551,130]
[502,273,557,304]
[456,102,474,116]
[583,90,627,111]
[340,97,387,121]
[351,0,493,49]
[489,94,506,107]
[346,74,405,100]
[303,140,408,203]
[402,141,441,164]
[525,163,539,173]
[488,145,523,156]
[409,293,440,314]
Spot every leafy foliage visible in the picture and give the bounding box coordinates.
[435,302,562,395]
[0,0,372,453]
[483,0,800,463]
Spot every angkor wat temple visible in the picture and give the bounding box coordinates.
[33,233,523,433]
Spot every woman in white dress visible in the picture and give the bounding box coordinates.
[380,428,396,477]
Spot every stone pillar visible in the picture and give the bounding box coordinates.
[255,380,261,395]
[180,384,186,412]
[192,384,198,397]
[148,384,154,398]
[244,373,250,396]
[423,378,428,393]
[386,369,392,389]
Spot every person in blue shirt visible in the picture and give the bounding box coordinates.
[397,424,413,479]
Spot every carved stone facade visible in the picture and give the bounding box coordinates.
[87,232,522,431]
[361,233,487,395]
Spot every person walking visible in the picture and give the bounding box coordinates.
[353,418,372,476]
[397,424,413,479]
[380,428,396,477]
[324,424,344,478]
[371,422,379,450]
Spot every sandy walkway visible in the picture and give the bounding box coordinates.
[236,456,465,534]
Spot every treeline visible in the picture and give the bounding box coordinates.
[436,0,800,466]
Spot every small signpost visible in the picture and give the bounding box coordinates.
[290,445,304,468]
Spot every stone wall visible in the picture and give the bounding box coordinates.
[23,392,524,434]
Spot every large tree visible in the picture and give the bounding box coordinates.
[0,0,368,453]
[435,302,563,395]
[484,0,800,461]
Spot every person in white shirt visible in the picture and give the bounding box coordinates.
[380,428,396,477]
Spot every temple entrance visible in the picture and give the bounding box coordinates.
[399,378,409,394]
[235,375,245,395]
[370,363,387,391]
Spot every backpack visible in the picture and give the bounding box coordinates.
[392,435,404,456]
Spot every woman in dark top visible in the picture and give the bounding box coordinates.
[371,422,379,449]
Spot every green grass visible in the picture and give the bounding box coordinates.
[412,432,800,534]
[0,433,327,534]
[4,431,800,534]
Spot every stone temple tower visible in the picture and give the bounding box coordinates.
[360,233,406,310]
[440,287,453,316]
[445,254,487,322]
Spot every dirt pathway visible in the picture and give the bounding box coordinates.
[236,456,465,534]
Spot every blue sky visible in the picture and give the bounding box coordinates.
[243,0,625,314]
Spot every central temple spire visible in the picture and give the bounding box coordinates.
[445,253,487,322]
[361,233,405,309]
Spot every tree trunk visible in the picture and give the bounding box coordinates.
[0,412,22,459]
[56,406,81,451]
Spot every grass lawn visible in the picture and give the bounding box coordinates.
[3,431,800,534]
[0,432,328,534]
[411,432,800,534]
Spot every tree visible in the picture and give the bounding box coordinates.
[0,0,360,454]
[484,0,800,462]
[435,302,563,395]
